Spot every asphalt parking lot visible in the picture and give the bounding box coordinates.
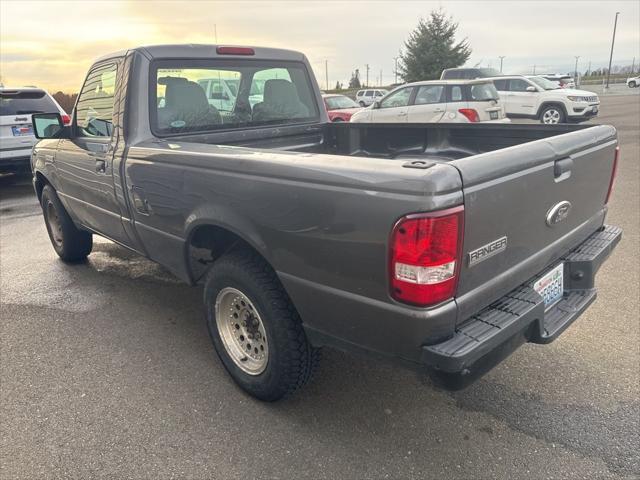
[1,95,638,479]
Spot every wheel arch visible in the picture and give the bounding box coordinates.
[34,171,52,203]
[184,219,272,285]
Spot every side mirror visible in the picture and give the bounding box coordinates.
[526,86,537,92]
[32,113,69,139]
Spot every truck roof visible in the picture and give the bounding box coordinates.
[93,44,307,64]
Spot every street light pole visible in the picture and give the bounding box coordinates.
[499,56,506,73]
[393,57,398,84]
[574,56,580,86]
[605,11,620,89]
[325,59,329,91]
[365,64,370,88]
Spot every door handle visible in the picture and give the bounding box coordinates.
[554,157,573,181]
[95,159,107,173]
[434,108,445,112]
[398,112,408,116]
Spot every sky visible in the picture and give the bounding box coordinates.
[1,0,639,92]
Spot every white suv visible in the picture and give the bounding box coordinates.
[355,89,388,107]
[1,87,69,171]
[627,76,640,88]
[350,79,509,124]
[488,75,599,124]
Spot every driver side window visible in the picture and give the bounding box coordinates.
[75,63,117,137]
[380,87,413,108]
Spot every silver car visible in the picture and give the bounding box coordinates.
[1,87,69,171]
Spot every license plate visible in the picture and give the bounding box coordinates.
[533,263,564,310]
[489,111,499,120]
[12,125,33,136]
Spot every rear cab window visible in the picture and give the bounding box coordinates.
[151,59,319,135]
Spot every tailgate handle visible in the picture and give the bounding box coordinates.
[554,157,573,181]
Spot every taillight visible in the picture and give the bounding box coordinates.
[216,46,255,56]
[605,146,619,204]
[389,206,464,307]
[61,114,71,125]
[458,108,480,123]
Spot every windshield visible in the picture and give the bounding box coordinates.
[0,90,58,116]
[470,83,499,101]
[325,95,358,110]
[528,76,561,90]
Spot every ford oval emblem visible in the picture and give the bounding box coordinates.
[546,201,572,226]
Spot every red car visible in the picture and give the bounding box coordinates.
[322,94,364,122]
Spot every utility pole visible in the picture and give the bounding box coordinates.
[606,11,620,89]
[393,57,399,84]
[574,56,580,86]
[325,60,329,91]
[379,69,382,87]
[533,64,536,75]
[587,60,591,76]
[631,57,636,74]
[499,56,506,73]
[365,64,370,87]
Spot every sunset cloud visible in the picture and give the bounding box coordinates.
[1,0,639,93]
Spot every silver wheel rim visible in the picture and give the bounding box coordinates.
[46,201,63,247]
[215,287,269,375]
[542,108,561,124]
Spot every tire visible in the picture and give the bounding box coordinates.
[629,81,637,88]
[40,185,92,262]
[539,104,565,124]
[359,101,366,107]
[204,248,320,401]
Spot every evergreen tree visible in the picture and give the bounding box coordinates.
[399,10,471,82]
[348,69,361,89]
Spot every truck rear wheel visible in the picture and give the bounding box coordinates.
[204,248,320,401]
[41,185,92,262]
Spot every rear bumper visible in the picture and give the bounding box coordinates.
[422,224,621,389]
[0,154,31,171]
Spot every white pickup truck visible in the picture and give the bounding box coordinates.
[488,75,599,124]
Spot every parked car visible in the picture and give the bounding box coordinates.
[627,75,640,88]
[355,88,388,107]
[197,77,239,111]
[488,75,599,124]
[440,67,501,80]
[350,79,509,124]
[0,87,69,172]
[542,74,576,89]
[322,94,363,122]
[31,44,621,401]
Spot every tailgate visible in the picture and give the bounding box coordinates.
[451,125,617,322]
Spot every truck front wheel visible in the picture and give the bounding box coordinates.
[539,105,565,124]
[41,185,92,262]
[204,248,320,401]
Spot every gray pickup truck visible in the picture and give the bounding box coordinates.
[31,45,621,401]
